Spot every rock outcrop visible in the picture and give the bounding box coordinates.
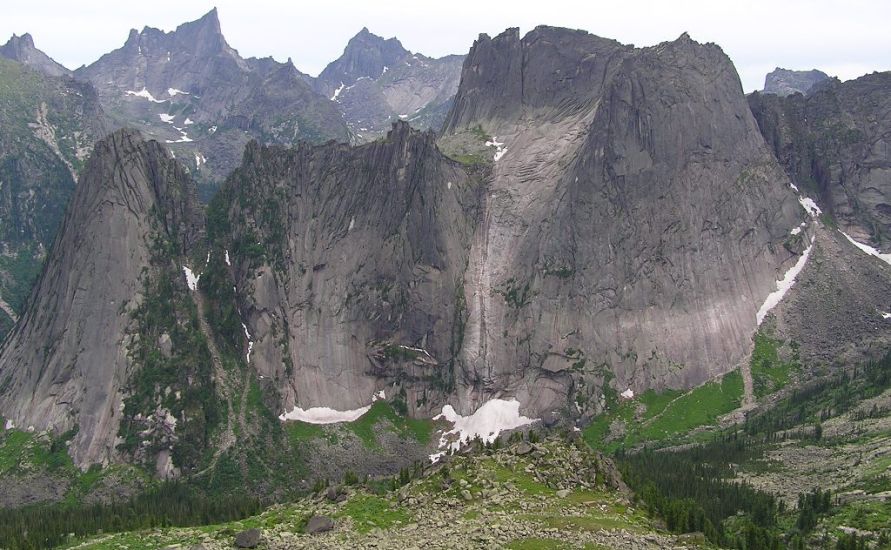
[749,71,891,248]
[761,67,829,97]
[0,33,71,77]
[0,129,204,467]
[440,27,804,416]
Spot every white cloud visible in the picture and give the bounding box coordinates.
[1,1,889,91]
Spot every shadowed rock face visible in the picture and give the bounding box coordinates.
[749,72,891,249]
[761,67,829,97]
[224,121,479,414]
[0,33,70,77]
[442,27,804,416]
[0,129,203,467]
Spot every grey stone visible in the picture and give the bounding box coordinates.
[234,528,261,548]
[305,515,335,534]
[515,442,534,456]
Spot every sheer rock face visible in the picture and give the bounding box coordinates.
[0,129,202,467]
[317,28,464,140]
[442,28,803,416]
[74,9,349,196]
[226,122,479,414]
[0,33,71,77]
[761,67,829,97]
[229,28,805,422]
[749,72,891,249]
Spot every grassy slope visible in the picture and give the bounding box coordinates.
[583,370,744,453]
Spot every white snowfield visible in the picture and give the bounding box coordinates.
[279,404,371,424]
[882,312,891,320]
[241,322,254,363]
[166,126,193,143]
[621,388,634,399]
[125,88,166,103]
[167,88,189,97]
[278,390,389,424]
[182,266,200,291]
[799,196,822,218]
[429,398,538,462]
[841,231,891,266]
[756,238,815,325]
[331,82,345,101]
[159,113,175,124]
[485,137,508,162]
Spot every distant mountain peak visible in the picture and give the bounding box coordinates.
[762,67,830,96]
[0,32,70,77]
[318,27,410,89]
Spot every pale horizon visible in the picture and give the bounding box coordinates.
[2,0,890,93]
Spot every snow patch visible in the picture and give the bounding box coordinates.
[208,125,218,134]
[799,196,822,218]
[790,224,804,236]
[348,217,355,231]
[429,399,538,462]
[242,322,253,363]
[182,266,200,291]
[621,388,634,399]
[224,250,231,266]
[485,137,507,161]
[398,114,408,119]
[159,113,175,124]
[331,82,345,101]
[882,312,891,320]
[373,390,386,401]
[167,88,189,97]
[279,405,371,424]
[166,126,193,143]
[756,242,814,325]
[3,419,13,430]
[841,231,891,266]
[184,118,194,125]
[125,88,166,103]
[447,181,452,190]
[194,152,206,167]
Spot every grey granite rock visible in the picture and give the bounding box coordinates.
[0,129,203,467]
[762,67,829,97]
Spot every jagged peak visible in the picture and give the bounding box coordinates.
[2,32,35,49]
[345,26,407,53]
[176,7,222,36]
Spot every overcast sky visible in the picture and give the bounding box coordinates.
[2,0,889,92]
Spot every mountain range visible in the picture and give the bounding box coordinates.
[0,8,890,549]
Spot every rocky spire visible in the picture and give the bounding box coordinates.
[0,32,70,77]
